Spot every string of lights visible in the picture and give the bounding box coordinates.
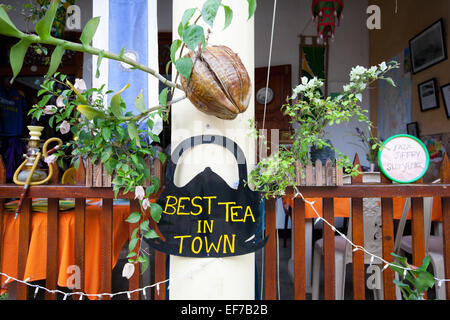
[291,185,450,289]
[0,258,220,300]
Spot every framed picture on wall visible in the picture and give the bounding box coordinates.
[407,122,420,139]
[409,19,448,74]
[441,83,450,119]
[418,78,440,112]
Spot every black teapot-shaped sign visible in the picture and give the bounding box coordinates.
[146,135,267,258]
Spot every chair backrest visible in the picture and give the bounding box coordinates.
[343,172,383,264]
[394,178,441,254]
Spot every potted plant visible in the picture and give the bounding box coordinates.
[249,61,399,198]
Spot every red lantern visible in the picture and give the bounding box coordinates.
[312,0,344,42]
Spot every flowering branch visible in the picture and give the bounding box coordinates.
[250,61,399,198]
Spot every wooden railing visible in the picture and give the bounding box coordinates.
[264,153,450,300]
[1,153,449,300]
[0,157,167,300]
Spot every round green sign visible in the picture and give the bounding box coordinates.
[377,134,430,184]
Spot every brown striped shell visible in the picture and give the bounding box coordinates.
[180,45,252,120]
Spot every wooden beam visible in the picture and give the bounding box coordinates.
[16,198,32,300]
[322,198,335,300]
[351,154,365,300]
[101,198,113,299]
[381,169,396,300]
[293,198,306,300]
[45,198,59,300]
[264,198,277,300]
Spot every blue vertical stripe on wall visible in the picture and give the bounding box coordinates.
[108,0,149,117]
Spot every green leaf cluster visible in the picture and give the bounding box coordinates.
[390,253,436,300]
[30,73,168,271]
[168,0,256,81]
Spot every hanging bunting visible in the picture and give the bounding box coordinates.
[312,0,344,42]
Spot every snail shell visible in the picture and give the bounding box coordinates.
[180,45,252,120]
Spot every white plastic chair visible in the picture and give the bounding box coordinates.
[312,172,384,300]
[394,179,446,300]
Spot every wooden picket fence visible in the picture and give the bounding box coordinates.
[295,159,344,186]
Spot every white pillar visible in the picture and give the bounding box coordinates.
[170,0,256,300]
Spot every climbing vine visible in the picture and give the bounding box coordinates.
[0,0,257,272]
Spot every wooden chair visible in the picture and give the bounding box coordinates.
[312,172,384,300]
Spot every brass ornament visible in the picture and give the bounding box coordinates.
[180,45,252,120]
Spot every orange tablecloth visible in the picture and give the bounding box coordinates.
[1,199,131,299]
[284,197,443,221]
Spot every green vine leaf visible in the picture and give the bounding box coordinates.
[182,24,205,51]
[170,39,182,63]
[149,203,162,223]
[202,0,221,27]
[128,237,138,251]
[96,50,105,78]
[140,255,150,273]
[110,83,130,118]
[135,90,146,113]
[0,6,24,38]
[178,7,197,39]
[175,57,193,80]
[144,229,159,239]
[126,211,141,223]
[77,104,106,120]
[127,121,140,147]
[181,7,197,29]
[159,87,169,108]
[222,5,233,30]
[46,45,65,78]
[247,0,257,20]
[80,16,100,47]
[35,0,59,40]
[9,39,33,83]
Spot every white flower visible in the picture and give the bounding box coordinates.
[310,77,324,88]
[122,262,135,280]
[350,65,367,81]
[134,186,145,201]
[292,77,324,99]
[343,84,352,92]
[368,66,378,74]
[379,61,387,71]
[59,120,70,134]
[142,198,150,210]
[56,95,65,108]
[291,85,305,99]
[43,105,56,115]
[74,78,87,93]
[44,154,57,164]
[301,76,309,85]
